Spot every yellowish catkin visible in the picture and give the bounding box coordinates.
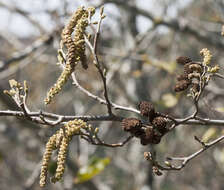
[44,63,73,104]
[40,119,88,186]
[55,128,65,148]
[45,7,95,105]
[39,134,57,187]
[65,119,86,136]
[51,136,70,183]
[200,48,212,65]
[52,119,87,183]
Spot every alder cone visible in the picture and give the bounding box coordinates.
[152,134,161,144]
[138,101,156,122]
[122,118,142,133]
[140,127,162,145]
[184,62,200,74]
[152,116,167,134]
[133,128,145,138]
[174,80,190,92]
[177,74,188,81]
[189,63,202,73]
[140,127,154,145]
[176,56,192,65]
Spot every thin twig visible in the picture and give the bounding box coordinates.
[84,12,113,115]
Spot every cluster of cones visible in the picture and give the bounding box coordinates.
[122,101,168,145]
[174,56,203,93]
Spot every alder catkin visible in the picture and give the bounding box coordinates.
[45,7,95,104]
[40,134,57,187]
[51,137,70,183]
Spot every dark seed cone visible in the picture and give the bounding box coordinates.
[133,128,145,138]
[122,118,142,133]
[184,62,200,74]
[152,116,167,134]
[174,80,190,92]
[188,73,201,80]
[140,127,162,145]
[140,127,154,145]
[184,63,192,74]
[138,101,156,122]
[177,74,188,81]
[176,56,192,65]
[152,133,161,144]
[189,63,202,73]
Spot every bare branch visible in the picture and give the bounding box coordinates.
[144,135,224,173]
[84,13,113,115]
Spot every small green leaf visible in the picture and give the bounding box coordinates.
[74,157,110,184]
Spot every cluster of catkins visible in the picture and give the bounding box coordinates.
[122,101,168,145]
[39,119,87,187]
[45,6,95,105]
[174,56,203,93]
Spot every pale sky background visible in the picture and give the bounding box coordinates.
[0,0,192,37]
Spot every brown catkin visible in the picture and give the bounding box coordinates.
[138,101,156,122]
[183,62,201,74]
[152,116,167,134]
[152,131,162,144]
[176,56,192,65]
[184,63,192,74]
[140,127,162,145]
[177,74,188,81]
[174,80,190,92]
[122,118,142,133]
[189,63,202,73]
[140,127,154,145]
[188,73,201,80]
[61,7,86,45]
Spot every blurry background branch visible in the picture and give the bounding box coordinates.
[0,33,54,72]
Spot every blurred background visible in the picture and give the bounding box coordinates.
[1,0,224,189]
